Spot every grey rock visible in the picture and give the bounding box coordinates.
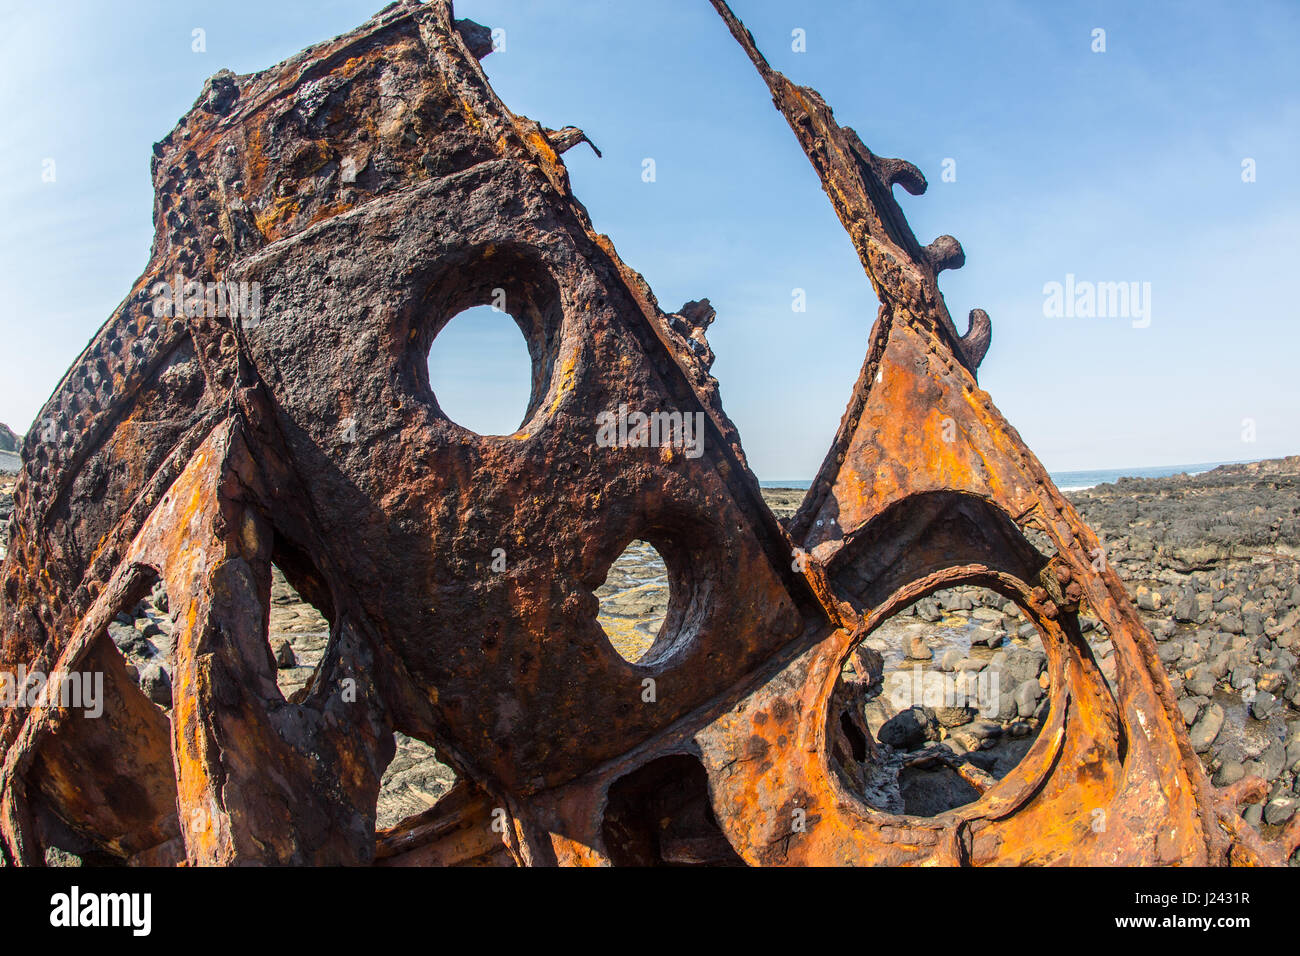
[997,691,1017,722]
[150,582,169,613]
[1178,696,1207,727]
[878,706,936,750]
[1257,668,1288,696]
[1250,691,1279,721]
[140,663,172,708]
[1157,641,1183,664]
[1208,652,1231,680]
[965,718,1002,740]
[275,639,296,669]
[915,598,941,623]
[1265,796,1298,826]
[1179,639,1206,667]
[940,591,973,612]
[966,750,998,772]
[1008,720,1035,738]
[1189,703,1225,753]
[1184,666,1216,698]
[1032,695,1050,722]
[950,730,982,752]
[107,621,142,652]
[1214,761,1245,786]
[1244,742,1286,783]
[996,646,1045,687]
[1280,625,1300,651]
[1014,678,1043,719]
[934,705,976,728]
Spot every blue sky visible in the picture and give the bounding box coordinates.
[2,0,1297,478]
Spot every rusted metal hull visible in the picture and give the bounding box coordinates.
[1,0,1294,866]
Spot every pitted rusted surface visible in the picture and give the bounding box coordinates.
[1,0,1295,866]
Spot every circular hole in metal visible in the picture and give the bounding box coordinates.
[596,539,671,664]
[829,584,1051,817]
[426,304,533,436]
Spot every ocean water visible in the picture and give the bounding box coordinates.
[1049,461,1240,492]
[760,460,1247,493]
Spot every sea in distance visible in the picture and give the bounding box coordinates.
[759,460,1249,494]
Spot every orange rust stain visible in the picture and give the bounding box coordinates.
[253,195,301,241]
[243,125,270,196]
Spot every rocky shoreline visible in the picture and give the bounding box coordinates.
[5,455,1297,862]
[827,457,1300,851]
[1068,457,1300,839]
